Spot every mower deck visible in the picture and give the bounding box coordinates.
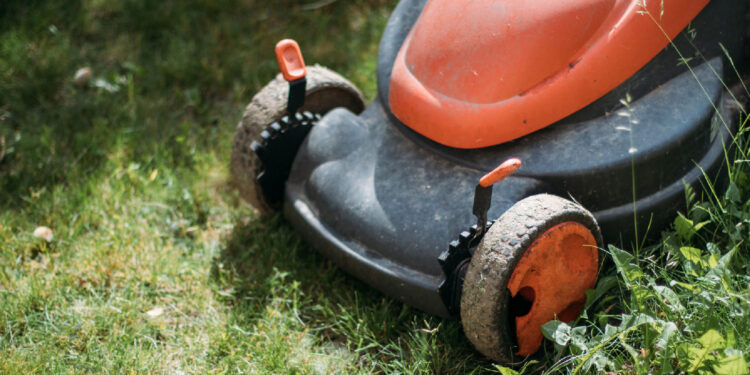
[284,57,737,317]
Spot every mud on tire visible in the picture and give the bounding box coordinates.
[460,194,602,363]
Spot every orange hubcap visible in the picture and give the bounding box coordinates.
[508,222,598,356]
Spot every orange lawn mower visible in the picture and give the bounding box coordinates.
[230,0,747,363]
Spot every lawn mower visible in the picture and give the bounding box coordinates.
[230,0,747,363]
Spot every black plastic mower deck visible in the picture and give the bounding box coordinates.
[283,0,746,317]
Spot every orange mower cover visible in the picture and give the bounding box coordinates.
[388,0,710,149]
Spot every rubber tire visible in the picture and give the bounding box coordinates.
[460,194,602,363]
[231,65,365,214]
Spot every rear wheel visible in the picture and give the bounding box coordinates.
[460,194,602,363]
[231,65,365,214]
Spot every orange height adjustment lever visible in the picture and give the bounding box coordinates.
[473,158,522,236]
[274,39,307,116]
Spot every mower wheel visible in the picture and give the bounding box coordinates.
[231,65,365,214]
[460,194,602,363]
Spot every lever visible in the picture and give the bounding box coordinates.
[275,39,307,117]
[472,158,522,237]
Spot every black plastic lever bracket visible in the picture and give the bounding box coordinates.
[287,77,307,117]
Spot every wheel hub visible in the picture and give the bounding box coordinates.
[507,221,599,356]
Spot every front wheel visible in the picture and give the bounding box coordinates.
[460,194,602,363]
[230,65,365,214]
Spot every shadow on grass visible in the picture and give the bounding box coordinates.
[212,214,491,372]
[213,214,414,337]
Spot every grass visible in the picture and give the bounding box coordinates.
[0,0,749,373]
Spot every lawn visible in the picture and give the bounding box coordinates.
[1,0,749,374]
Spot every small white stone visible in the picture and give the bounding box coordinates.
[33,226,53,242]
[146,307,164,318]
[74,67,92,86]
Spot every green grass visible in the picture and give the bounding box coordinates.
[1,1,749,374]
